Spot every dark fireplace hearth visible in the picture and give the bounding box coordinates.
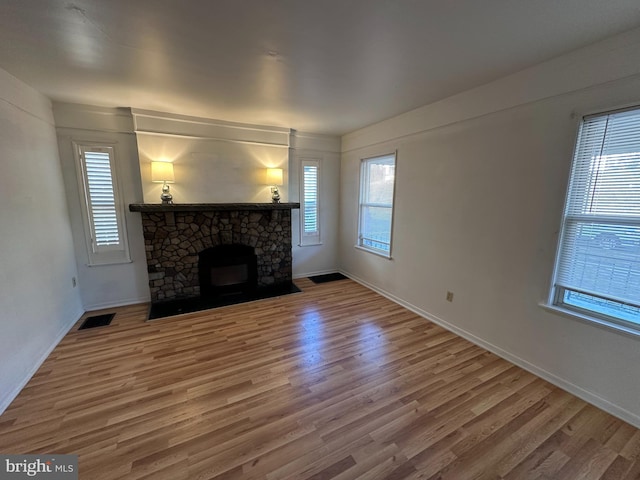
[198,244,257,297]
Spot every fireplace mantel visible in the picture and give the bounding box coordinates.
[129,202,300,213]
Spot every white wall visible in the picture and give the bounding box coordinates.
[340,27,640,426]
[51,106,342,309]
[0,69,83,414]
[53,103,150,310]
[133,110,291,204]
[291,131,342,277]
[132,110,342,278]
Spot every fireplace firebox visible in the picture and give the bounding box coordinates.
[198,244,257,297]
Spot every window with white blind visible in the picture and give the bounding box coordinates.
[75,144,130,265]
[551,107,640,331]
[300,159,321,245]
[357,153,396,257]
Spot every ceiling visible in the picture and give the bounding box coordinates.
[1,1,640,135]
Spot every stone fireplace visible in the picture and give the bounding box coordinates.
[129,203,299,303]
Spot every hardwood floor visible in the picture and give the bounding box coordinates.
[1,278,640,479]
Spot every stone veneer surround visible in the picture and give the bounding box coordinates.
[129,203,299,302]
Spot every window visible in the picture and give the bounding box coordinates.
[357,153,396,257]
[300,159,321,245]
[75,144,130,265]
[551,107,640,330]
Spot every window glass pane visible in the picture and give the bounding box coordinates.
[563,289,640,325]
[358,153,396,255]
[553,107,640,325]
[556,220,640,303]
[364,157,395,204]
[361,206,392,251]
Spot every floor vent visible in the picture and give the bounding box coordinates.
[78,313,115,330]
[309,273,348,284]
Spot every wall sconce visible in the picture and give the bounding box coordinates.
[266,168,283,203]
[151,161,175,204]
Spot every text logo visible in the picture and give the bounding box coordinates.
[0,455,77,479]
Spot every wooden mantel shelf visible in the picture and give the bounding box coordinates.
[129,202,300,213]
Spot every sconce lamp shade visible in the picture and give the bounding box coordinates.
[266,168,283,186]
[151,162,175,183]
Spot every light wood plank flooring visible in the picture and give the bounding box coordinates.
[1,278,640,479]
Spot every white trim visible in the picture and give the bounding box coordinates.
[548,116,582,306]
[135,130,291,148]
[290,130,341,154]
[131,108,291,147]
[52,103,134,133]
[73,142,131,266]
[83,296,150,311]
[131,108,290,134]
[293,269,339,279]
[0,95,55,126]
[564,213,640,226]
[578,101,640,120]
[342,269,640,429]
[342,27,640,153]
[354,244,393,259]
[541,303,640,339]
[0,309,81,415]
[0,69,55,125]
[86,259,133,267]
[297,242,323,247]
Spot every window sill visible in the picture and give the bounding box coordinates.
[540,303,640,339]
[354,244,392,259]
[87,258,133,267]
[298,242,323,247]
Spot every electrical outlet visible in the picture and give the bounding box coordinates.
[72,277,77,288]
[446,291,454,302]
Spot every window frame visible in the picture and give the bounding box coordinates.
[73,142,131,266]
[548,106,640,333]
[356,152,397,258]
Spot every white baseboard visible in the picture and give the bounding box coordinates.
[340,269,640,429]
[293,269,339,279]
[83,296,149,312]
[0,306,83,416]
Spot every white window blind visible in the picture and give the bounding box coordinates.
[300,159,321,245]
[553,107,640,326]
[358,153,396,257]
[76,144,130,265]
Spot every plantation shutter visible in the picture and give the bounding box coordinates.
[554,108,640,307]
[79,146,122,251]
[300,159,321,245]
[303,164,319,234]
